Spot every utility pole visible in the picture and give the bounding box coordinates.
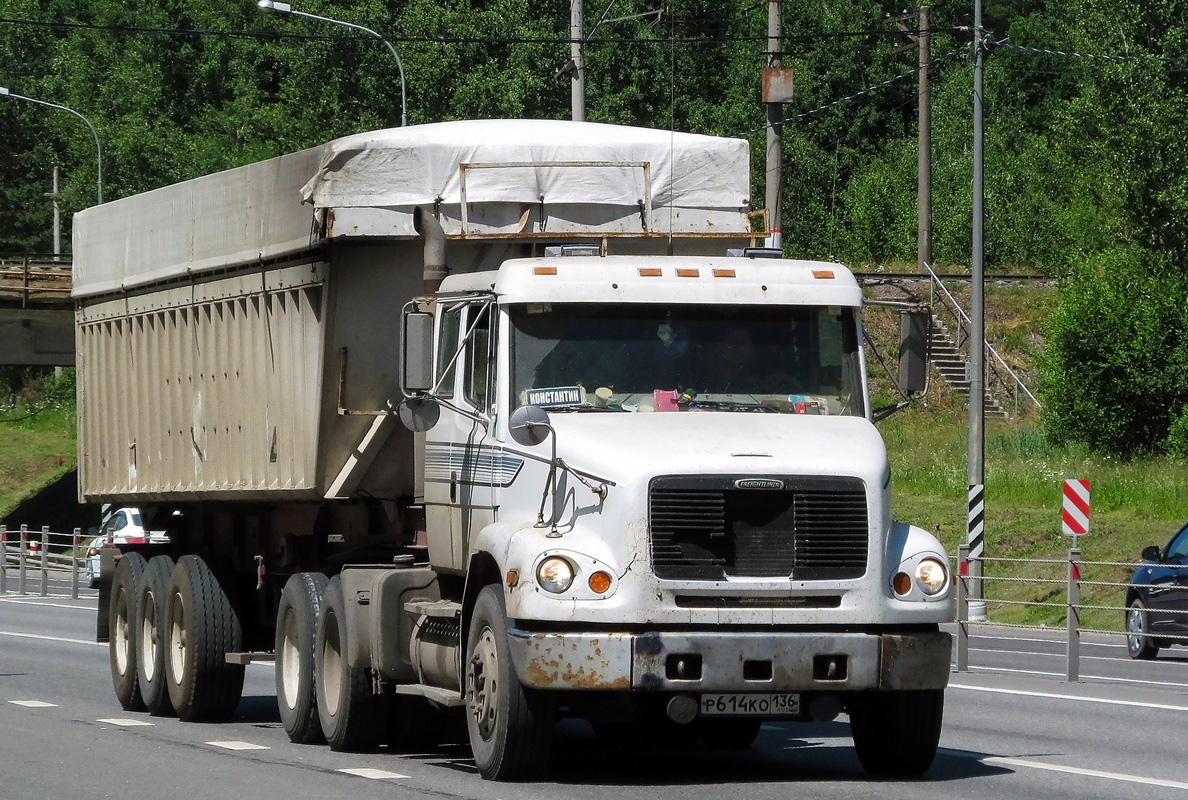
[967,0,987,620]
[571,0,585,122]
[885,8,932,270]
[763,0,794,250]
[918,6,931,270]
[45,165,61,262]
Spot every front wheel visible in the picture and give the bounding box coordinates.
[848,689,944,777]
[1126,598,1160,660]
[465,585,555,781]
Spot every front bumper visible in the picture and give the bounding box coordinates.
[506,628,952,693]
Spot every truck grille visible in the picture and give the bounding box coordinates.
[649,476,868,580]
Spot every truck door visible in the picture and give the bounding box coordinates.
[424,299,497,572]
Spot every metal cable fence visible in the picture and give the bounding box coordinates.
[953,544,1188,681]
[0,524,92,599]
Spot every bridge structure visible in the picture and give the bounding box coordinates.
[0,255,75,366]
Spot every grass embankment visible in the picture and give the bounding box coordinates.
[0,403,77,521]
[866,276,1188,634]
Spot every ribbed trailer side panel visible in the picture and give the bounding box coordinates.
[77,262,328,501]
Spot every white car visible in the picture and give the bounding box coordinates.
[84,508,169,588]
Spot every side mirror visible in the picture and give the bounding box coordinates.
[1141,545,1162,562]
[397,397,441,432]
[508,405,552,447]
[898,310,929,395]
[402,309,435,394]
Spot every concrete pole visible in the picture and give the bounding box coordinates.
[967,0,987,617]
[917,6,931,270]
[765,0,783,250]
[571,0,585,122]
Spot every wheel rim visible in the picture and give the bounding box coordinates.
[140,589,158,682]
[1126,606,1144,652]
[169,590,187,684]
[468,627,500,741]
[113,588,132,676]
[321,611,343,715]
[280,608,301,710]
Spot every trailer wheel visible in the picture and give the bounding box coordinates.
[136,555,175,715]
[276,572,329,743]
[109,552,147,711]
[315,575,386,751]
[165,555,245,722]
[465,585,554,780]
[848,689,944,776]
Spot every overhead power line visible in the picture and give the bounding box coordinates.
[0,16,967,46]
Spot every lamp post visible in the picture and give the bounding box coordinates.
[258,0,407,127]
[1,86,103,204]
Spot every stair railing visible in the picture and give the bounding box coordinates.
[924,264,1041,417]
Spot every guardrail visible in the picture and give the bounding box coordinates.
[0,524,90,599]
[953,544,1188,681]
[0,255,73,307]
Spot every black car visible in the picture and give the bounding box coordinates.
[1126,521,1188,659]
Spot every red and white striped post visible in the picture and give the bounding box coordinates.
[1062,479,1089,682]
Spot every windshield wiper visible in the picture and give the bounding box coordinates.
[686,400,780,413]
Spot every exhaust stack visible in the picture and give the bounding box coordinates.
[413,206,447,296]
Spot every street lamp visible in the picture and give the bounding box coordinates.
[258,0,408,127]
[1,86,103,204]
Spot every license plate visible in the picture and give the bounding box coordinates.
[699,693,800,716]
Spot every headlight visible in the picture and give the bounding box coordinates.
[536,556,575,593]
[914,558,948,595]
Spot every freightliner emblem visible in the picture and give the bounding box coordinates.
[734,478,784,490]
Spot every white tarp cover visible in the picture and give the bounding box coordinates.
[301,119,750,211]
[72,120,751,299]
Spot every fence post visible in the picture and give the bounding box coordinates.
[40,525,49,597]
[1066,546,1081,683]
[19,524,28,595]
[957,544,969,672]
[0,525,7,594]
[71,528,81,599]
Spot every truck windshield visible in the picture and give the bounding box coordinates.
[510,303,865,416]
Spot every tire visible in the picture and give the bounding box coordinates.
[136,555,176,716]
[315,576,386,751]
[698,718,762,750]
[1126,598,1160,660]
[276,572,329,744]
[465,585,555,780]
[164,555,245,722]
[848,689,944,777]
[109,552,147,711]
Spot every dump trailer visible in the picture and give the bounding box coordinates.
[73,119,952,780]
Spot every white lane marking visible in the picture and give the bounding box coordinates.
[949,682,1188,711]
[208,741,270,751]
[953,663,1188,689]
[969,634,1127,650]
[0,630,104,648]
[98,718,155,727]
[941,749,1188,790]
[0,597,96,610]
[9,700,58,708]
[966,646,1180,666]
[338,768,410,780]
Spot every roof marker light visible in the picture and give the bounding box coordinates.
[676,268,700,278]
[638,268,663,277]
[533,266,558,276]
[712,268,736,278]
[813,270,835,279]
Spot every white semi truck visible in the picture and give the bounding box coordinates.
[73,119,952,781]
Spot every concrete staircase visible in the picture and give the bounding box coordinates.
[929,317,1008,418]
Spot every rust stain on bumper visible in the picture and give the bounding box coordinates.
[507,630,632,690]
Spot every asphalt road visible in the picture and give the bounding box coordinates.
[3,580,1188,800]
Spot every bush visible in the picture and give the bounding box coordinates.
[1039,246,1188,457]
